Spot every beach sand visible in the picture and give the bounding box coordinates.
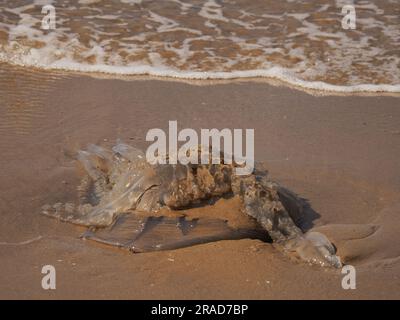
[0,62,399,299]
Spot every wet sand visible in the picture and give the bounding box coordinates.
[0,62,399,299]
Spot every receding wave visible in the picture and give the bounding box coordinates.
[0,0,399,93]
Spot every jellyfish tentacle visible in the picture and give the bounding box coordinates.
[231,172,341,268]
[231,174,303,243]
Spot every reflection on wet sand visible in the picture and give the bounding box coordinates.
[0,62,66,139]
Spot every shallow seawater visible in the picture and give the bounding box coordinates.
[0,0,399,92]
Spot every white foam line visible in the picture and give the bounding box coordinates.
[5,58,399,93]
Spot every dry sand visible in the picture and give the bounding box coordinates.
[0,62,399,299]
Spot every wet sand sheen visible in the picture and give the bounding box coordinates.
[0,63,399,299]
[0,63,68,141]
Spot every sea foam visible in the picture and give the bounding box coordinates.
[0,0,399,93]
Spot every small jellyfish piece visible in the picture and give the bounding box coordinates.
[43,143,160,227]
[292,231,342,268]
